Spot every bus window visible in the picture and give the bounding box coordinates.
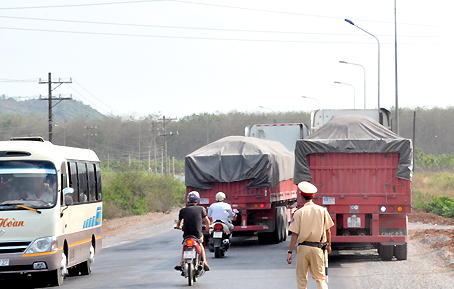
[95,163,102,200]
[77,162,88,203]
[0,161,57,209]
[87,163,96,201]
[68,161,79,203]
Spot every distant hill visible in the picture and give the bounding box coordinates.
[0,97,105,121]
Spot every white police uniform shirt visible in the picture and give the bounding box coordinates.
[207,202,235,228]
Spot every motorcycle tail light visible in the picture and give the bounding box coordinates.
[214,223,223,231]
[186,239,195,247]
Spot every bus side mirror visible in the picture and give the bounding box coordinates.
[64,196,73,206]
[63,187,74,206]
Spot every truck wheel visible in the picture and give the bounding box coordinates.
[379,244,393,261]
[257,233,268,244]
[282,207,288,241]
[277,210,283,243]
[271,207,282,244]
[394,243,407,260]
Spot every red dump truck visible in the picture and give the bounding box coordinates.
[185,136,297,244]
[294,115,413,260]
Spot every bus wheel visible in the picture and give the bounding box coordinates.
[80,244,95,275]
[50,252,67,286]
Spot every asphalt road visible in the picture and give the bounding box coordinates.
[25,230,366,289]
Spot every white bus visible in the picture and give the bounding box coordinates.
[0,137,102,286]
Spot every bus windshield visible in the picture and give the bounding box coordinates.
[0,160,57,210]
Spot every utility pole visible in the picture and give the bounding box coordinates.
[39,72,72,142]
[148,120,159,176]
[158,116,178,176]
[84,126,97,149]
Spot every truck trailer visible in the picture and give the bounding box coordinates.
[294,115,413,261]
[244,123,308,151]
[310,108,391,133]
[185,136,297,244]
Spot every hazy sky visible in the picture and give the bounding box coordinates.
[1,0,453,119]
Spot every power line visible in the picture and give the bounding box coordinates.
[66,84,116,115]
[0,26,451,44]
[1,15,453,37]
[171,0,454,29]
[0,0,163,10]
[1,0,452,30]
[0,78,39,82]
[72,80,124,115]
[0,15,364,35]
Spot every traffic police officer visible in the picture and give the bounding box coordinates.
[287,181,334,289]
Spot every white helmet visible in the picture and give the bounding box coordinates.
[215,192,226,202]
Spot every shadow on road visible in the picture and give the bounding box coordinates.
[328,249,381,267]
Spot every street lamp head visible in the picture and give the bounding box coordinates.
[345,19,355,25]
[339,61,347,64]
[334,81,341,84]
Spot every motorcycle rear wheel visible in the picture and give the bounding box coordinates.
[188,263,194,286]
[214,247,222,258]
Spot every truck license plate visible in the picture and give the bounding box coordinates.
[0,259,9,266]
[200,198,209,205]
[183,250,196,259]
[347,216,361,228]
[213,231,222,238]
[323,197,335,205]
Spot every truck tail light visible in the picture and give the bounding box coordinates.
[380,206,387,213]
[397,206,403,212]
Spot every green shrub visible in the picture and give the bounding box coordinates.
[412,190,454,218]
[412,190,432,211]
[102,170,185,219]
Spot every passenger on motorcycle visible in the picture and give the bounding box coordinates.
[207,192,235,231]
[175,191,211,272]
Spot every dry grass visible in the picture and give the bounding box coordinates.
[413,171,454,198]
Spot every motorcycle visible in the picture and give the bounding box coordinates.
[208,220,232,258]
[180,235,205,286]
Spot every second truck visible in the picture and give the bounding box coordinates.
[294,114,413,260]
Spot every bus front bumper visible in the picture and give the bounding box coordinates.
[0,250,61,274]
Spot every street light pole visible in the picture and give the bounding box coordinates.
[259,106,277,124]
[394,0,399,134]
[345,19,380,110]
[301,96,320,110]
[339,61,366,109]
[259,106,275,112]
[334,81,356,109]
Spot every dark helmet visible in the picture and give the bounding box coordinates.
[187,191,200,204]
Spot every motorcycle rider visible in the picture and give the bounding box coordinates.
[175,191,211,272]
[207,192,235,231]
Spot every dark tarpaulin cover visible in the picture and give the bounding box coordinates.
[185,136,295,189]
[294,115,413,184]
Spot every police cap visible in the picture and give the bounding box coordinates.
[298,181,318,197]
